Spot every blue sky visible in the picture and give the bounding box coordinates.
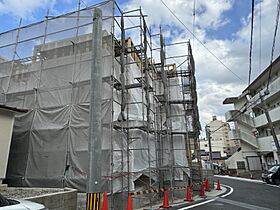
[0,0,250,42]
[0,0,279,124]
[206,0,251,40]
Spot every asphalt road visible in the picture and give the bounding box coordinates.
[173,176,280,210]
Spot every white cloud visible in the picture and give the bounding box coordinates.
[197,81,244,123]
[0,0,66,19]
[0,0,56,18]
[122,0,280,132]
[0,0,279,134]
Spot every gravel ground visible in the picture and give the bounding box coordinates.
[0,187,64,199]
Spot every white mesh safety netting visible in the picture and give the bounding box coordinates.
[0,1,189,193]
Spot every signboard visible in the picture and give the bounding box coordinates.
[271,141,280,151]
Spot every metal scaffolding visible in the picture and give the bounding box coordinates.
[0,0,202,208]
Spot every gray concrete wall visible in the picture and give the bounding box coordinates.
[26,188,77,210]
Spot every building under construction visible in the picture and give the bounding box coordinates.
[0,1,201,208]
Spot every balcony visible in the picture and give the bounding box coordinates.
[254,106,280,127]
[250,75,280,106]
[257,134,280,152]
[229,129,258,149]
[225,110,254,127]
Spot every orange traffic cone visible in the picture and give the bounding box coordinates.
[237,171,240,177]
[199,183,206,197]
[206,179,211,192]
[126,193,132,210]
[185,185,193,202]
[101,192,108,210]
[160,191,171,208]
[216,180,221,190]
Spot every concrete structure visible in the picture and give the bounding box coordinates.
[27,188,77,210]
[0,186,77,210]
[0,105,26,184]
[200,116,239,158]
[224,56,280,171]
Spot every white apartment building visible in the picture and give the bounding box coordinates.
[200,116,239,158]
[224,56,280,171]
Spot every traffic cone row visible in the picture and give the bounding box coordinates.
[101,180,223,209]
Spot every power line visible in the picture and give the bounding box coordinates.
[159,0,246,84]
[248,0,255,85]
[258,0,262,73]
[209,96,261,136]
[266,0,280,91]
[192,0,196,49]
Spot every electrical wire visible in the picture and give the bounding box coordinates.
[208,95,262,136]
[266,0,280,91]
[258,0,262,73]
[248,0,255,85]
[159,0,246,84]
[192,0,196,49]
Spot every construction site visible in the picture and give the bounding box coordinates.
[0,1,205,209]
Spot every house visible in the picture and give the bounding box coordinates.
[0,105,27,184]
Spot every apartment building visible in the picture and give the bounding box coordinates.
[224,56,280,171]
[200,116,239,159]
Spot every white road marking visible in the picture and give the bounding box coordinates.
[265,183,280,189]
[215,175,280,188]
[214,175,264,183]
[177,198,217,210]
[220,184,234,198]
[177,184,234,209]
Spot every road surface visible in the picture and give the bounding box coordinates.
[173,176,280,210]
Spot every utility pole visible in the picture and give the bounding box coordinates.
[205,125,213,169]
[87,8,103,210]
[261,91,280,163]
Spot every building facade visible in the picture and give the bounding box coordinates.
[224,56,280,171]
[200,116,239,159]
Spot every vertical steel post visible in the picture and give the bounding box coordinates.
[87,7,103,210]
[206,125,213,169]
[5,18,22,104]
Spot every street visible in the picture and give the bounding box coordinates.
[173,176,280,210]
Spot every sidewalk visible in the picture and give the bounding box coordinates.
[135,183,227,210]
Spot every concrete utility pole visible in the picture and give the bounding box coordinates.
[87,8,103,210]
[261,92,280,163]
[205,125,213,169]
